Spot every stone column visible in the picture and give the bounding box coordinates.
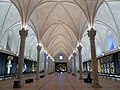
[67,60,70,73]
[51,59,53,73]
[32,61,35,72]
[44,53,47,76]
[49,58,51,73]
[17,28,28,87]
[77,45,83,80]
[71,57,74,74]
[35,45,41,80]
[48,56,50,74]
[70,58,72,73]
[88,28,102,88]
[53,61,55,72]
[51,61,55,73]
[73,52,76,76]
[51,61,52,73]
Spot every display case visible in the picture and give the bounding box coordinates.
[87,61,92,71]
[98,59,101,73]
[83,62,87,71]
[102,55,115,74]
[117,53,120,74]
[110,62,114,74]
[109,55,115,74]
[100,58,104,74]
[83,51,120,78]
[99,55,115,74]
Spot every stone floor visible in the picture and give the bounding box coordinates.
[0,73,120,90]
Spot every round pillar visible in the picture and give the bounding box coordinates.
[88,28,102,88]
[35,45,41,80]
[77,45,83,80]
[48,56,50,74]
[17,28,28,87]
[73,52,76,76]
[44,53,47,76]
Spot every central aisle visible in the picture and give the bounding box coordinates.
[0,73,120,90]
[30,73,120,90]
[19,73,79,90]
[41,73,75,90]
[33,73,94,90]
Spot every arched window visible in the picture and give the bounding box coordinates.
[59,55,63,60]
[108,31,114,51]
[96,45,101,56]
[6,31,13,51]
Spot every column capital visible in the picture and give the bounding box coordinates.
[19,28,28,39]
[73,52,76,56]
[48,56,50,59]
[37,45,41,51]
[44,52,47,56]
[77,44,82,51]
[87,28,96,39]
[70,57,73,60]
[68,59,70,62]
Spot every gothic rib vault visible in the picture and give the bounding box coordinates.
[0,0,120,63]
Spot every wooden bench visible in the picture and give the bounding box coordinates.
[25,78,33,83]
[40,75,44,78]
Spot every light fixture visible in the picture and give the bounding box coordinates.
[73,50,76,54]
[102,52,105,56]
[38,43,43,47]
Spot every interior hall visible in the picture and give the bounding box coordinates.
[0,0,120,90]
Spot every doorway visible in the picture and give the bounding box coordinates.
[55,62,67,72]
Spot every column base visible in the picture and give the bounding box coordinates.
[13,78,24,88]
[91,83,102,88]
[13,80,20,88]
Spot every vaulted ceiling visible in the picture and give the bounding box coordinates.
[10,0,104,57]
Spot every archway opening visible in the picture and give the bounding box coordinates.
[55,62,67,72]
